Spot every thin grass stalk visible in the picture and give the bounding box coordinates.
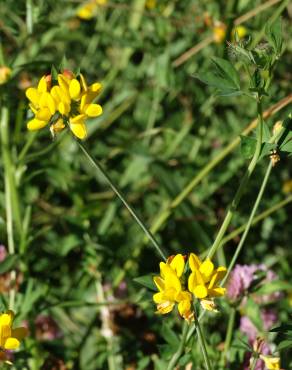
[77,140,167,261]
[0,106,17,310]
[166,321,189,370]
[221,307,236,367]
[195,313,212,370]
[207,97,264,259]
[223,162,273,284]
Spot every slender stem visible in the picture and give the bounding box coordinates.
[166,321,189,370]
[26,0,33,34]
[223,162,273,284]
[207,98,263,259]
[221,308,236,367]
[219,195,292,247]
[77,141,167,261]
[195,314,212,370]
[0,106,17,310]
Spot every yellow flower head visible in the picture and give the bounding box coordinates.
[77,0,107,20]
[0,310,28,361]
[213,22,226,43]
[188,253,226,310]
[153,254,193,322]
[25,70,103,139]
[0,66,12,85]
[259,355,281,370]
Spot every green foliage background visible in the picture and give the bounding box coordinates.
[0,0,291,369]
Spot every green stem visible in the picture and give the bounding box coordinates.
[26,0,33,34]
[77,141,167,261]
[166,321,189,370]
[207,98,264,259]
[219,195,292,247]
[221,308,236,367]
[195,314,212,370]
[0,106,17,310]
[223,162,273,284]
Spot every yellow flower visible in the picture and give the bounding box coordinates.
[77,0,107,20]
[0,66,12,85]
[188,253,226,310]
[259,355,281,370]
[153,254,193,321]
[213,22,226,43]
[0,310,27,361]
[146,0,156,9]
[77,2,97,20]
[283,179,292,194]
[232,26,247,39]
[25,70,103,140]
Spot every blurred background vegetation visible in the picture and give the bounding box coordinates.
[0,0,291,369]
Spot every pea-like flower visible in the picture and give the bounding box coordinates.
[259,355,281,370]
[25,70,103,139]
[0,310,28,361]
[188,253,226,310]
[153,254,193,322]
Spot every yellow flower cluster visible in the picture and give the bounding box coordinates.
[153,253,226,321]
[77,0,107,20]
[213,22,247,43]
[0,66,11,85]
[25,70,103,139]
[0,311,27,362]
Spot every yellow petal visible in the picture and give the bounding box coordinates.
[199,259,214,282]
[200,299,218,312]
[11,327,28,341]
[69,79,81,100]
[58,101,70,115]
[4,337,20,350]
[169,254,184,277]
[69,121,87,139]
[259,355,280,370]
[153,276,165,292]
[208,266,227,289]
[157,301,175,314]
[27,118,48,131]
[46,93,56,114]
[70,114,86,124]
[193,285,208,299]
[0,311,14,326]
[37,76,47,93]
[189,253,201,271]
[208,287,226,297]
[89,82,102,94]
[84,103,102,117]
[80,74,88,92]
[164,271,181,292]
[36,108,51,121]
[153,292,164,304]
[58,74,70,93]
[25,88,40,106]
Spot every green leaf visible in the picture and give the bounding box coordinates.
[0,255,19,274]
[256,280,292,295]
[265,17,283,54]
[245,297,263,330]
[270,324,292,333]
[134,274,156,291]
[161,323,179,347]
[194,57,241,95]
[50,64,58,81]
[277,339,292,351]
[240,135,256,159]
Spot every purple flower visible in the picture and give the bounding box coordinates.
[227,264,283,303]
[227,264,257,301]
[240,309,278,342]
